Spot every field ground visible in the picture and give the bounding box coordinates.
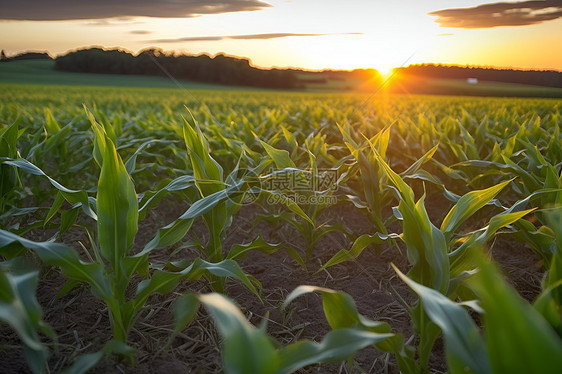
[2,197,541,374]
[1,82,561,373]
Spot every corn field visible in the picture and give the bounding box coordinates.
[1,83,561,373]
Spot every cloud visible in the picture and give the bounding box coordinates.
[0,0,272,21]
[150,32,362,43]
[84,18,142,26]
[429,0,562,28]
[130,30,152,35]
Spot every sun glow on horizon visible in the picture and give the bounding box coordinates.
[377,65,395,78]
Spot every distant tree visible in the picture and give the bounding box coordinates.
[0,50,7,61]
[54,47,298,89]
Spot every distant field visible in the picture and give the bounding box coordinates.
[0,60,238,90]
[2,59,562,98]
[387,74,562,98]
[298,70,562,98]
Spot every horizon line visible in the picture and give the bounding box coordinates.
[3,46,562,74]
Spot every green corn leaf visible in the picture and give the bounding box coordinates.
[0,269,50,374]
[393,264,491,374]
[227,235,284,259]
[60,206,80,234]
[283,285,416,371]
[174,291,393,374]
[172,293,200,338]
[0,229,113,301]
[401,144,439,177]
[44,191,65,225]
[0,118,20,205]
[61,351,104,374]
[533,279,562,337]
[440,179,512,240]
[124,139,176,175]
[281,125,298,155]
[284,285,394,335]
[123,257,262,340]
[449,206,535,281]
[317,233,397,272]
[482,208,536,242]
[44,108,60,134]
[277,328,394,374]
[142,181,243,253]
[468,254,562,373]
[138,175,196,218]
[92,119,138,281]
[61,338,135,374]
[142,216,195,254]
[175,292,279,373]
[183,113,223,193]
[199,293,279,374]
[1,158,96,219]
[135,258,261,309]
[260,140,296,169]
[369,141,415,206]
[258,189,314,225]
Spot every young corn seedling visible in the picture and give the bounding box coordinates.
[337,123,395,235]
[454,128,562,266]
[393,242,562,374]
[322,143,533,371]
[318,124,439,271]
[379,152,537,370]
[0,110,259,362]
[142,112,300,291]
[316,124,442,269]
[256,133,351,262]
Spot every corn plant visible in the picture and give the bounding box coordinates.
[141,113,303,291]
[321,145,534,370]
[394,244,562,374]
[254,133,352,262]
[454,130,562,266]
[321,124,440,270]
[0,111,259,358]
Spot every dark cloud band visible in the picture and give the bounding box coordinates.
[0,0,271,21]
[150,33,362,43]
[429,0,562,28]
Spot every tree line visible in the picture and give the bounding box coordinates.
[54,48,298,89]
[395,64,562,88]
[1,50,52,61]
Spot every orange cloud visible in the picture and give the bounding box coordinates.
[430,0,562,28]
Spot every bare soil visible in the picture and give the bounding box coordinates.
[0,195,544,374]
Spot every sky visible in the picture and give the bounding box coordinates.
[1,0,561,73]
